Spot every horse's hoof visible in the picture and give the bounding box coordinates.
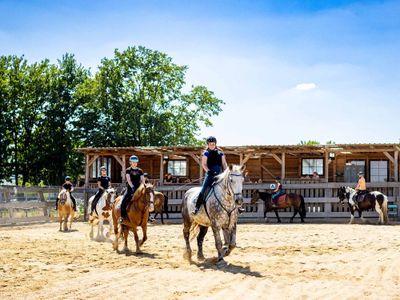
[183,250,192,262]
[216,259,227,268]
[197,254,205,261]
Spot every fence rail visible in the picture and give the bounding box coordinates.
[1,182,399,225]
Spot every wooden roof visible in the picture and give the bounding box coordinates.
[77,143,400,156]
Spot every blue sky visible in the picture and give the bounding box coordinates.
[1,0,399,146]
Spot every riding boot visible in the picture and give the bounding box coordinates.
[55,198,59,210]
[192,193,204,215]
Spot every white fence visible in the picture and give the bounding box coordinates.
[1,182,399,225]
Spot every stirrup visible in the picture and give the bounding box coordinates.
[118,217,124,224]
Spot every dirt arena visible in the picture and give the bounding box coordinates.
[0,221,399,300]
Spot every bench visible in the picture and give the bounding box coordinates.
[388,203,398,220]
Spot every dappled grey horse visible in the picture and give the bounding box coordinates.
[182,165,244,266]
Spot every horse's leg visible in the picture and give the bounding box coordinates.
[349,207,355,224]
[131,226,141,253]
[375,203,384,225]
[222,224,237,257]
[123,225,130,253]
[290,209,298,223]
[59,214,62,231]
[211,224,225,266]
[140,222,147,246]
[197,225,208,261]
[274,210,281,223]
[97,217,105,241]
[160,208,164,224]
[183,219,192,262]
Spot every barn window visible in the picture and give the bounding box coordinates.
[302,158,324,176]
[369,160,388,182]
[91,157,112,178]
[167,160,187,177]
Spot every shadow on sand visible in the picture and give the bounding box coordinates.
[194,258,262,278]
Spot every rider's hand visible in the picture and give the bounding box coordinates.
[207,170,216,176]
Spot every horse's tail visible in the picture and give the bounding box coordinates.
[189,222,200,241]
[381,194,389,224]
[300,195,307,218]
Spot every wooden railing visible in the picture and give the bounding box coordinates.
[1,182,399,225]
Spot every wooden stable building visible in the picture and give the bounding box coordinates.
[77,143,400,187]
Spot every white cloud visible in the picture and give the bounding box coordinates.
[294,82,318,91]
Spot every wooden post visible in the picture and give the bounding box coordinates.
[199,151,204,180]
[394,150,399,182]
[281,153,285,179]
[325,151,329,183]
[85,154,90,188]
[159,154,164,185]
[122,155,126,184]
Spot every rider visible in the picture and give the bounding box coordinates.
[271,177,284,208]
[354,171,367,202]
[119,155,145,224]
[56,176,77,211]
[90,166,111,216]
[192,136,228,215]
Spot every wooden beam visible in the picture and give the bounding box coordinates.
[85,154,90,188]
[281,153,285,179]
[112,155,124,168]
[241,154,253,166]
[261,165,276,179]
[394,151,398,182]
[383,151,395,164]
[324,151,329,183]
[87,155,99,168]
[271,154,282,165]
[199,151,204,179]
[189,154,201,166]
[239,153,244,165]
[159,154,164,185]
[121,155,126,183]
[395,146,400,152]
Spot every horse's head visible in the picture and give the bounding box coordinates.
[143,184,155,212]
[338,186,351,206]
[58,189,68,205]
[227,165,245,206]
[250,190,260,205]
[105,188,116,204]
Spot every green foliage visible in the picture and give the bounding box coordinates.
[0,46,224,185]
[298,140,320,145]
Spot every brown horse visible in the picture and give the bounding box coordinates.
[57,189,77,231]
[112,184,155,253]
[250,190,306,223]
[149,192,169,224]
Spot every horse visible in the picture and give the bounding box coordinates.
[182,165,244,267]
[112,184,155,253]
[338,186,389,224]
[88,188,116,241]
[250,190,306,223]
[149,192,169,224]
[57,189,77,231]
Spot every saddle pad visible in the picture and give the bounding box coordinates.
[277,194,286,205]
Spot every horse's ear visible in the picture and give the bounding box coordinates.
[240,165,246,173]
[229,164,233,171]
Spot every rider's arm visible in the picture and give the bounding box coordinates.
[355,181,360,190]
[108,178,112,188]
[221,154,228,170]
[202,155,209,173]
[140,175,145,185]
[97,180,104,190]
[126,174,134,188]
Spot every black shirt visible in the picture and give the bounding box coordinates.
[62,183,73,191]
[126,167,144,188]
[204,149,224,170]
[97,176,111,189]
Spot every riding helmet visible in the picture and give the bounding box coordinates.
[129,155,139,162]
[65,176,71,181]
[100,165,107,170]
[358,171,364,176]
[206,136,217,143]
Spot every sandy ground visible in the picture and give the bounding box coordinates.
[0,220,399,300]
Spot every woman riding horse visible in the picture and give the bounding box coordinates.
[56,176,77,212]
[192,136,228,215]
[90,166,111,216]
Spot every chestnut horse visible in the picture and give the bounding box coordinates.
[57,189,77,231]
[112,184,155,253]
[250,190,306,223]
[150,192,169,224]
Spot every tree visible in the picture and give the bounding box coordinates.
[75,46,224,147]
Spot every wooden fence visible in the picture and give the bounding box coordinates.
[1,182,399,225]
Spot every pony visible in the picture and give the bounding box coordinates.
[338,186,389,224]
[112,184,155,253]
[57,189,77,231]
[88,188,116,241]
[182,165,244,267]
[149,192,169,224]
[250,190,306,223]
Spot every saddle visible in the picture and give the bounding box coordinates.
[353,190,369,203]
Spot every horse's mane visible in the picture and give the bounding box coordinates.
[132,184,146,202]
[214,165,242,185]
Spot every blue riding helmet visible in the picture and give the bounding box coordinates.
[65,176,71,181]
[206,136,217,143]
[129,155,139,163]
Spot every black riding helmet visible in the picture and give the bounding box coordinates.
[206,136,217,143]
